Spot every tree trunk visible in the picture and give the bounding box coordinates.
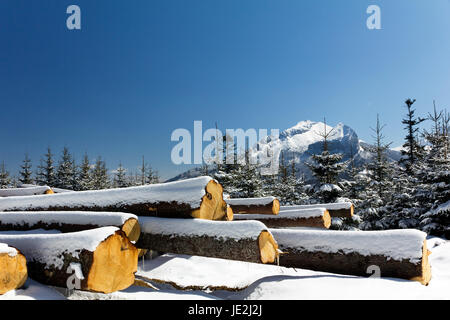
[0,177,228,221]
[137,217,279,264]
[281,202,354,218]
[0,211,141,242]
[0,227,138,293]
[0,244,27,295]
[226,197,280,215]
[271,228,431,285]
[234,208,331,229]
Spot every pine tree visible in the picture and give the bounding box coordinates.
[306,120,347,202]
[41,147,56,187]
[77,153,92,191]
[113,162,129,188]
[19,154,33,185]
[146,165,160,184]
[417,104,450,236]
[0,162,11,188]
[91,157,110,190]
[400,98,426,171]
[358,115,396,230]
[56,147,75,190]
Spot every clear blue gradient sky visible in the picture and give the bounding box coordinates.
[1,0,449,180]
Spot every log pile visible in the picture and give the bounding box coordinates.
[270,228,432,285]
[233,208,331,229]
[0,186,53,197]
[137,217,279,264]
[0,243,28,295]
[0,227,138,293]
[0,176,228,220]
[281,202,354,218]
[0,211,141,242]
[226,197,280,215]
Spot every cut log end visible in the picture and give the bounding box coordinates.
[44,189,55,195]
[121,218,141,242]
[272,199,280,215]
[258,231,279,264]
[323,210,331,228]
[192,180,227,220]
[410,240,432,286]
[0,248,27,295]
[226,205,234,221]
[86,231,138,293]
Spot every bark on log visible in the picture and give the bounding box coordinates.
[226,197,280,215]
[0,244,27,295]
[271,229,431,285]
[137,217,279,264]
[234,208,331,229]
[0,186,52,197]
[0,227,138,293]
[280,202,354,218]
[0,211,141,242]
[0,177,228,221]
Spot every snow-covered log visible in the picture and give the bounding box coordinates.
[226,197,280,215]
[0,177,228,220]
[0,211,141,242]
[0,186,53,197]
[234,208,331,229]
[137,217,279,264]
[271,229,432,285]
[281,202,354,218]
[0,243,27,295]
[0,227,138,293]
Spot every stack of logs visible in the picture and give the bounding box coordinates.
[0,177,433,297]
[227,196,431,285]
[0,177,281,295]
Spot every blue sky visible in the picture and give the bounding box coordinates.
[1,0,449,180]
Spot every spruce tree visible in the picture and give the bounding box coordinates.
[0,162,11,188]
[400,99,426,171]
[77,153,92,191]
[56,147,75,190]
[358,115,396,230]
[113,162,129,188]
[417,104,450,236]
[306,120,347,203]
[19,154,33,185]
[91,157,110,190]
[42,147,56,187]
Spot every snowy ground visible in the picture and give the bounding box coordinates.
[1,236,449,300]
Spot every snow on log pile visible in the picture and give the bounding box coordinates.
[0,211,141,242]
[0,176,229,221]
[271,228,432,285]
[233,208,331,229]
[226,197,280,215]
[137,217,280,264]
[0,243,27,295]
[281,202,354,218]
[0,227,138,293]
[0,186,53,197]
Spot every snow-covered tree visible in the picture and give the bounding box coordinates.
[91,157,110,190]
[0,162,11,188]
[19,154,33,185]
[56,147,75,190]
[306,119,348,203]
[113,162,129,188]
[357,115,397,230]
[77,153,92,191]
[417,105,450,236]
[400,98,426,171]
